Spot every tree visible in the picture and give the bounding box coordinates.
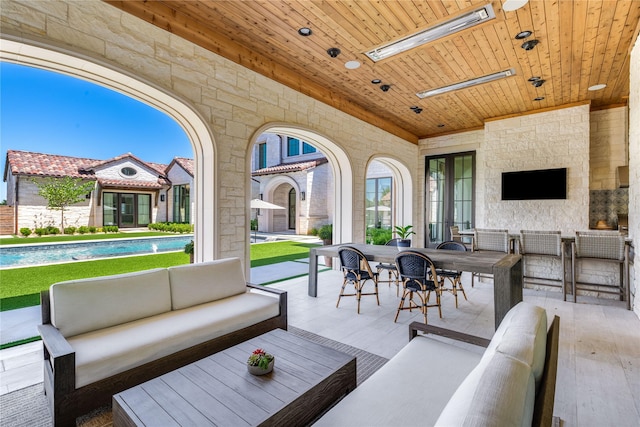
[33,176,95,233]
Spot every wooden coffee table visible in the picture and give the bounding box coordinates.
[112,328,356,426]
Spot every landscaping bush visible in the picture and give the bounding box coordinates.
[103,225,119,233]
[45,226,60,235]
[148,222,193,233]
[20,228,32,237]
[78,225,89,234]
[250,219,258,231]
[318,224,333,244]
[308,228,318,236]
[34,228,46,236]
[64,226,76,235]
[88,226,97,233]
[367,227,392,245]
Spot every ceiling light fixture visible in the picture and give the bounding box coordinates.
[503,0,530,12]
[298,28,312,36]
[528,76,542,82]
[416,68,516,99]
[345,60,361,69]
[534,96,545,101]
[371,79,382,84]
[515,30,532,39]
[437,124,446,127]
[327,47,341,58]
[521,39,539,50]
[365,4,495,62]
[588,84,607,91]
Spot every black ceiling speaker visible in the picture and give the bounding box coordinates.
[521,39,539,50]
[532,79,545,87]
[327,47,341,58]
[380,84,391,92]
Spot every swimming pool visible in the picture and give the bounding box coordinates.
[0,235,193,268]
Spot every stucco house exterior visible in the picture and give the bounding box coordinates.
[3,150,194,233]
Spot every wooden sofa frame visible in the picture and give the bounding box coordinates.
[409,314,560,427]
[38,283,287,427]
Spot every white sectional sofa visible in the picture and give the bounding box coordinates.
[314,302,559,427]
[38,257,287,426]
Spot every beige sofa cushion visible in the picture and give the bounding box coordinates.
[168,258,247,310]
[435,352,535,426]
[314,335,484,427]
[50,268,171,337]
[69,292,280,388]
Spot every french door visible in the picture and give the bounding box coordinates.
[288,188,296,230]
[103,192,151,228]
[426,152,475,247]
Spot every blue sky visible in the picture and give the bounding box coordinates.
[0,62,193,201]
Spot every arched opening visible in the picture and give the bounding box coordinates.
[1,34,218,261]
[246,123,354,271]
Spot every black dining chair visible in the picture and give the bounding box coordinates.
[337,246,380,314]
[393,250,443,324]
[435,241,468,308]
[375,238,401,296]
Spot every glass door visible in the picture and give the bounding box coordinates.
[288,188,296,230]
[119,194,135,227]
[426,152,475,246]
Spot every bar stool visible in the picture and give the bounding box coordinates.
[519,230,566,300]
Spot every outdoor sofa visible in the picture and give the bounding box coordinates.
[314,301,559,426]
[38,257,287,426]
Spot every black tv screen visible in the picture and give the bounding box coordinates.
[501,168,567,200]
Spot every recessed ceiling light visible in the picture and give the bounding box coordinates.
[521,39,539,50]
[345,60,361,69]
[588,84,607,91]
[437,124,445,128]
[371,79,382,84]
[503,0,529,12]
[515,30,532,39]
[417,68,515,98]
[534,96,544,101]
[365,4,495,62]
[298,28,312,36]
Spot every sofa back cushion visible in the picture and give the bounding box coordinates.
[50,268,171,337]
[168,258,247,310]
[436,352,536,426]
[485,302,547,388]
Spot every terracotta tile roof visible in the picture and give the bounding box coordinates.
[5,150,98,179]
[4,150,187,188]
[252,158,328,176]
[99,178,164,190]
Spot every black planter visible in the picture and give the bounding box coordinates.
[397,239,411,250]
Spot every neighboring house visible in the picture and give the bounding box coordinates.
[2,150,194,233]
[251,133,394,235]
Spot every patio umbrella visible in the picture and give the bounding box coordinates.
[250,199,285,242]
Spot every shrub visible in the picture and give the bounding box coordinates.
[367,227,393,245]
[308,228,318,236]
[64,226,76,235]
[318,224,333,243]
[78,226,89,234]
[250,219,258,231]
[88,226,97,233]
[103,225,119,233]
[148,222,193,233]
[45,226,60,235]
[19,228,32,237]
[34,228,46,236]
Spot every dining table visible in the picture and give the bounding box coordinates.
[308,243,523,330]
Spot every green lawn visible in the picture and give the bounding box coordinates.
[0,240,320,311]
[0,231,182,245]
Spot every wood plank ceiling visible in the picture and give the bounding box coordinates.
[105,1,640,144]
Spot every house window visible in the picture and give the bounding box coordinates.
[366,177,392,230]
[173,184,190,223]
[120,167,137,177]
[302,142,316,154]
[287,137,300,156]
[258,143,267,169]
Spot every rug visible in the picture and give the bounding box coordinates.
[0,327,388,426]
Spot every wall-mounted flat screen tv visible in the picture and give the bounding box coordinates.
[501,168,567,200]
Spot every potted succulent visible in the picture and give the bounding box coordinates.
[247,348,274,375]
[184,240,194,263]
[394,225,415,249]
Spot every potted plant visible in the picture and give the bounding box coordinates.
[393,225,415,249]
[247,348,274,375]
[184,240,194,263]
[317,224,333,267]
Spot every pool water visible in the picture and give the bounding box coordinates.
[0,235,193,268]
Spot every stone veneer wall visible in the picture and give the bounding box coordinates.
[0,0,418,260]
[629,33,639,316]
[480,105,590,234]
